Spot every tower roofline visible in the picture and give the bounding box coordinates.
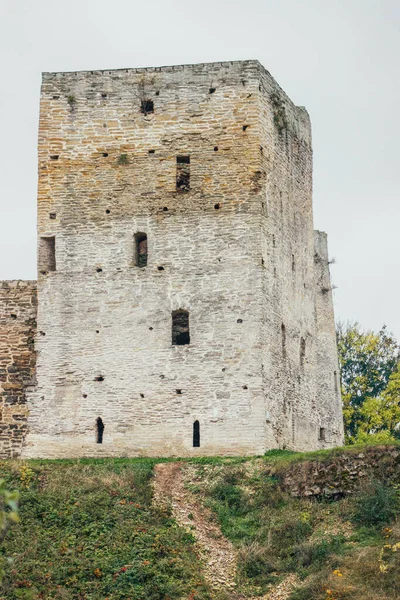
[42,58,264,78]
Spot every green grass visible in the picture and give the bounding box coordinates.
[0,459,214,600]
[195,451,400,599]
[1,444,399,599]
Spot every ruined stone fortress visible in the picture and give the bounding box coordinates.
[0,60,344,458]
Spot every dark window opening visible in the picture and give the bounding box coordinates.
[50,155,59,160]
[148,149,155,154]
[300,337,306,367]
[141,99,154,114]
[242,125,248,131]
[237,318,243,324]
[319,427,326,441]
[281,323,287,358]
[292,254,295,272]
[134,233,147,268]
[172,309,190,345]
[176,156,190,192]
[243,385,248,390]
[209,87,216,94]
[102,152,109,157]
[94,375,104,382]
[214,203,220,210]
[214,146,218,151]
[106,209,111,214]
[82,394,87,398]
[193,420,200,447]
[162,206,169,212]
[96,267,103,273]
[176,389,182,395]
[49,213,56,219]
[334,370,338,393]
[96,417,104,443]
[101,93,107,98]
[140,393,144,398]
[39,236,56,273]
[157,266,164,271]
[10,314,17,320]
[155,90,160,96]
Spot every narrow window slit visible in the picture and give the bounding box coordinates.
[319,427,326,441]
[193,420,200,447]
[134,232,147,267]
[300,338,306,367]
[281,323,287,358]
[96,417,104,443]
[176,156,190,192]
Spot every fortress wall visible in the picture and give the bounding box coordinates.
[314,231,344,446]
[0,281,37,457]
[25,61,268,457]
[258,70,320,450]
[20,60,344,458]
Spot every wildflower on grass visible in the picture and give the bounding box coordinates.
[93,568,102,578]
[333,569,343,577]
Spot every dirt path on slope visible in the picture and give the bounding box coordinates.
[152,462,299,600]
[153,462,237,594]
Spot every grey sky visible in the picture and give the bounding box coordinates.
[1,0,399,337]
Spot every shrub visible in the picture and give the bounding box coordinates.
[351,480,399,528]
[211,483,246,514]
[238,542,279,586]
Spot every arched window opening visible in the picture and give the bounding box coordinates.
[172,310,190,345]
[134,232,148,267]
[96,417,104,444]
[193,420,200,447]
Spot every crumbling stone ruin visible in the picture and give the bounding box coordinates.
[0,60,344,458]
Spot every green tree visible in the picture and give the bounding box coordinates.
[336,322,400,443]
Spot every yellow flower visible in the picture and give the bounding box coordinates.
[333,569,343,577]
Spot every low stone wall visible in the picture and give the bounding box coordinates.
[277,445,400,498]
[0,281,37,458]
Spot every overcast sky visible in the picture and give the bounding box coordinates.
[0,0,399,338]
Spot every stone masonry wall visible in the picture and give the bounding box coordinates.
[314,231,344,447]
[22,60,344,458]
[0,281,37,457]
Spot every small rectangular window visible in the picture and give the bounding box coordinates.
[319,427,326,441]
[176,156,190,192]
[172,310,190,345]
[134,232,147,267]
[39,236,56,272]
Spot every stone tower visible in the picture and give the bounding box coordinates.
[15,60,343,458]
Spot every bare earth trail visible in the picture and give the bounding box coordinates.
[153,462,298,600]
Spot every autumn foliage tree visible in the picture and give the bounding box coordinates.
[336,322,400,443]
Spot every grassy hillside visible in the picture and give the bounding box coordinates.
[0,446,399,599]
